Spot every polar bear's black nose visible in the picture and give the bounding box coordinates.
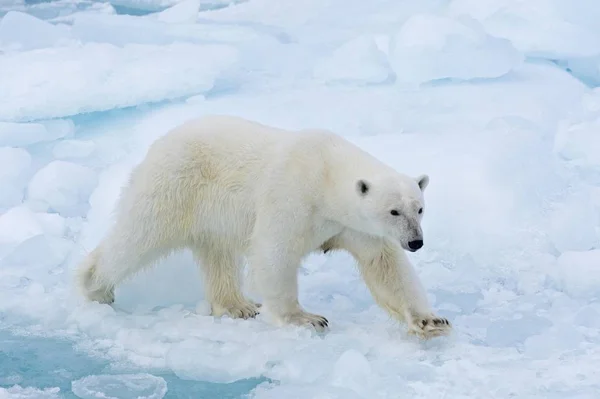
[408,240,423,251]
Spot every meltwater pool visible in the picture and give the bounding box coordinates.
[0,330,267,399]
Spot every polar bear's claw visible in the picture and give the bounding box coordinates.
[285,311,329,332]
[408,313,452,339]
[212,300,260,320]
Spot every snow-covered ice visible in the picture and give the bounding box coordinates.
[389,14,524,84]
[27,160,98,217]
[313,35,392,85]
[0,120,74,147]
[1,0,600,398]
[0,11,73,51]
[0,41,238,121]
[0,147,31,210]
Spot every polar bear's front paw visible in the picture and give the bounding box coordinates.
[284,311,329,332]
[407,313,452,339]
[86,286,115,305]
[211,299,260,320]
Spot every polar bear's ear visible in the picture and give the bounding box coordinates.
[415,174,429,191]
[356,180,370,196]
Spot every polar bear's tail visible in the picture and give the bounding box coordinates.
[75,247,115,304]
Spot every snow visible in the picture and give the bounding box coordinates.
[1,0,600,398]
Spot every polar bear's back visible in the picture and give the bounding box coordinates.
[114,115,330,246]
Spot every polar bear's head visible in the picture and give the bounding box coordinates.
[355,173,429,252]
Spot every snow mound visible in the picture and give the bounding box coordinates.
[0,43,238,121]
[71,374,167,399]
[556,250,600,298]
[0,11,73,51]
[0,120,74,147]
[156,0,200,24]
[313,35,392,85]
[389,14,524,84]
[27,161,98,217]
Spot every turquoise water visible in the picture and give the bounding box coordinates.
[0,330,267,399]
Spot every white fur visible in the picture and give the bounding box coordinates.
[75,115,451,339]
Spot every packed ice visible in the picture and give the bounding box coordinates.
[1,0,599,398]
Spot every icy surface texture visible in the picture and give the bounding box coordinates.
[1,0,600,398]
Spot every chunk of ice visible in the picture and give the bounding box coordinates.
[0,120,74,147]
[556,250,600,298]
[389,14,523,84]
[313,35,392,85]
[156,0,200,24]
[330,349,372,395]
[0,206,44,246]
[0,11,73,51]
[0,43,238,121]
[548,193,598,253]
[554,116,600,171]
[1,234,72,273]
[71,374,167,399]
[26,161,98,217]
[453,0,600,59]
[0,147,31,180]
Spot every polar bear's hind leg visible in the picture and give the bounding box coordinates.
[192,242,259,319]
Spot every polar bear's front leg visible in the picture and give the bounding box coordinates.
[246,218,329,331]
[336,231,452,339]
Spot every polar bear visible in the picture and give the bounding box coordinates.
[76,115,451,339]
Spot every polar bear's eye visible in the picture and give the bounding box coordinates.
[418,208,423,214]
[390,210,400,216]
